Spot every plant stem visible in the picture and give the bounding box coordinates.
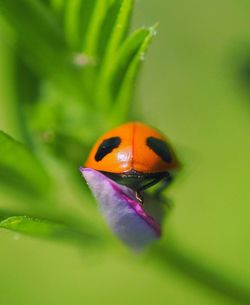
[150,240,250,305]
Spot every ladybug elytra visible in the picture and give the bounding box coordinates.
[85,122,179,202]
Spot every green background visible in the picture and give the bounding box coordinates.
[0,1,250,305]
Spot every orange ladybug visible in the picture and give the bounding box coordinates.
[85,122,179,201]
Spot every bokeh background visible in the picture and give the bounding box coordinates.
[0,1,250,305]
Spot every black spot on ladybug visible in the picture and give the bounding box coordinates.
[95,137,121,161]
[146,137,172,163]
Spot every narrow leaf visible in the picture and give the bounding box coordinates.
[102,0,133,62]
[110,28,150,98]
[83,0,110,55]
[111,25,157,123]
[0,0,80,84]
[64,0,82,48]
[96,0,123,59]
[0,131,50,196]
[77,0,97,50]
[0,19,24,141]
[50,0,65,13]
[96,0,134,109]
[96,28,149,109]
[0,215,100,245]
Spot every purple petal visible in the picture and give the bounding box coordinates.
[80,167,161,251]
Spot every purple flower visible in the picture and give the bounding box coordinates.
[80,167,162,251]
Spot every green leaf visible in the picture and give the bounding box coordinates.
[50,0,65,13]
[96,0,134,111]
[111,25,157,122]
[77,0,97,51]
[95,28,150,112]
[64,0,82,48]
[0,18,24,141]
[0,208,17,222]
[0,0,84,93]
[110,28,150,98]
[101,0,133,63]
[96,0,123,59]
[0,131,50,196]
[0,215,101,245]
[83,0,111,55]
[0,0,66,71]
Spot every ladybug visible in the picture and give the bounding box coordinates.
[85,122,179,202]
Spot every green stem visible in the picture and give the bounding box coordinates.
[151,240,250,305]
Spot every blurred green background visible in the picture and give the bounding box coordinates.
[0,1,250,305]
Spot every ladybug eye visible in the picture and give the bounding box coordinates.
[95,137,121,161]
[146,137,172,163]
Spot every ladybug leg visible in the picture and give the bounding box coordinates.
[136,173,168,202]
[135,191,144,204]
[137,176,164,194]
[153,173,172,198]
[137,172,171,194]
